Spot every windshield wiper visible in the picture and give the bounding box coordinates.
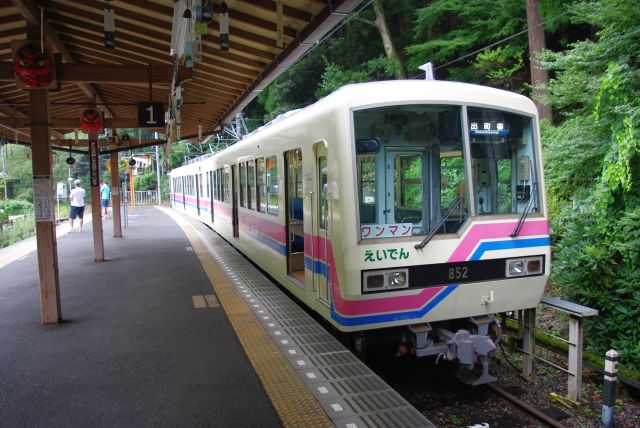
[415,194,464,250]
[510,183,538,237]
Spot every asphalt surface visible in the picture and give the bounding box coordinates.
[0,207,280,428]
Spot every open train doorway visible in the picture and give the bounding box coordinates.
[285,149,304,285]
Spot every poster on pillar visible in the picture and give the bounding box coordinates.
[89,139,100,187]
[33,175,54,222]
[11,40,57,90]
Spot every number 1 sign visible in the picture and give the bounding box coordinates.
[138,102,165,128]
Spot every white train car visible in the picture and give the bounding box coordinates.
[170,80,550,383]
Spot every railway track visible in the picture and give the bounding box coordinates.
[485,383,566,428]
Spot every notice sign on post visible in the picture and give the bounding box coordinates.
[138,102,165,128]
[33,175,53,222]
[89,139,99,187]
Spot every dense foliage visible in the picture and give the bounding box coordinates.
[541,0,640,367]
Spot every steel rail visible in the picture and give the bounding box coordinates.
[486,383,567,428]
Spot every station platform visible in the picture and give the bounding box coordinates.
[0,206,434,428]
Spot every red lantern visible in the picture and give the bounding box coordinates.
[14,42,54,89]
[81,109,103,133]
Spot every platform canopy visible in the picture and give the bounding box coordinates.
[0,0,362,147]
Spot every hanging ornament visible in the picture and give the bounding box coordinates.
[80,108,103,133]
[219,2,229,52]
[198,123,202,141]
[276,0,284,49]
[193,34,203,62]
[201,0,213,24]
[13,41,55,89]
[66,145,75,166]
[104,3,115,50]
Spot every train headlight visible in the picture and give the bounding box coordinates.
[365,274,384,291]
[506,256,544,277]
[362,268,409,292]
[507,260,525,277]
[388,271,408,288]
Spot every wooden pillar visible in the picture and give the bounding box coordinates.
[110,153,122,237]
[88,136,104,260]
[30,87,62,324]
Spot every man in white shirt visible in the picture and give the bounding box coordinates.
[69,179,86,231]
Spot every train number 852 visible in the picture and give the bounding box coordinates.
[448,266,469,280]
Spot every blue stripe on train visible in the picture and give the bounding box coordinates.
[469,237,550,260]
[331,236,551,326]
[330,285,459,326]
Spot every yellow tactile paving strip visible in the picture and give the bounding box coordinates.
[172,214,332,428]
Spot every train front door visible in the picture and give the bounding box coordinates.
[383,149,430,232]
[313,144,330,303]
[285,149,304,284]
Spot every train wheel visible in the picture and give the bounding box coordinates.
[352,332,366,361]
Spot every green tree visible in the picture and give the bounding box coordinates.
[542,0,640,369]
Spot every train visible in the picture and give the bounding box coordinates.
[169,79,550,384]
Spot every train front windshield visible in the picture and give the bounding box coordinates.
[354,104,539,240]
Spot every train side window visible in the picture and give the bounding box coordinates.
[239,162,247,208]
[247,160,256,210]
[212,170,217,201]
[357,154,376,224]
[200,173,204,198]
[218,169,223,201]
[266,156,279,215]
[223,167,231,203]
[256,158,266,212]
[319,156,328,229]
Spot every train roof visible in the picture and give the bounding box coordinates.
[171,80,537,174]
[328,79,538,116]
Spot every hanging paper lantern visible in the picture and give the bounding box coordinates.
[80,108,103,133]
[14,42,54,89]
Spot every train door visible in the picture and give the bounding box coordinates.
[195,174,201,216]
[285,149,304,285]
[209,171,214,223]
[313,144,330,303]
[383,149,431,232]
[181,176,186,209]
[231,165,239,237]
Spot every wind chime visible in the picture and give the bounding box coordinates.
[104,0,115,49]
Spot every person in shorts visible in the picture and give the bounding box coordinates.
[100,180,111,218]
[69,179,85,231]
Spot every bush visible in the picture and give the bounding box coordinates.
[0,214,35,248]
[552,203,640,370]
[1,199,33,215]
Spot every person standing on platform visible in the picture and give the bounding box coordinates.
[69,179,85,232]
[100,180,111,218]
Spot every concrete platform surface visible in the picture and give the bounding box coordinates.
[0,207,280,428]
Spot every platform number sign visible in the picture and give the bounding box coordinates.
[138,102,165,128]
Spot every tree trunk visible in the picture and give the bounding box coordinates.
[373,0,406,79]
[526,0,552,121]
